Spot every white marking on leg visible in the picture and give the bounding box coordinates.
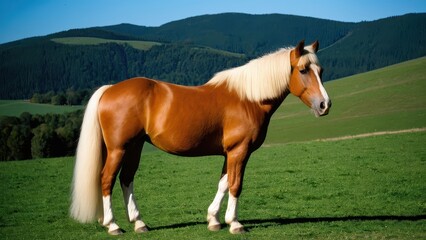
[225,193,237,224]
[207,174,228,230]
[102,195,120,233]
[126,193,140,222]
[121,181,148,232]
[225,193,244,234]
[121,182,140,222]
[102,195,113,226]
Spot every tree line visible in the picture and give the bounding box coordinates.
[0,110,83,161]
[30,88,91,105]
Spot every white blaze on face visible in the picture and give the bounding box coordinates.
[311,64,329,103]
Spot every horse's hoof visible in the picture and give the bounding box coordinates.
[207,223,221,231]
[108,229,124,236]
[230,226,246,234]
[135,226,149,233]
[134,220,148,233]
[229,221,246,234]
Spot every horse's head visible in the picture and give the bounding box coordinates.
[289,40,331,117]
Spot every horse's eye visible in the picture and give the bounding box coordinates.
[299,68,308,74]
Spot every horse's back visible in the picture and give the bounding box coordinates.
[97,77,226,155]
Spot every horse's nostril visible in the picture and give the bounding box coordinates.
[320,101,326,110]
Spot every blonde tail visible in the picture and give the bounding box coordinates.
[70,85,111,223]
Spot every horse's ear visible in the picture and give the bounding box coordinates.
[311,40,319,53]
[294,40,305,58]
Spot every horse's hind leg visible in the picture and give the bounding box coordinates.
[101,147,125,235]
[119,140,148,233]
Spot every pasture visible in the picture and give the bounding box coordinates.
[0,57,425,239]
[0,100,82,117]
[0,132,425,239]
[51,37,162,51]
[51,37,246,57]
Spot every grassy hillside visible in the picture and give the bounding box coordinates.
[51,37,245,58]
[51,37,161,51]
[266,56,426,144]
[0,132,424,239]
[0,100,82,117]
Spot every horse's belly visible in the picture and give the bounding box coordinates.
[148,132,223,157]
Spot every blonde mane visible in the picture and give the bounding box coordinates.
[206,45,319,102]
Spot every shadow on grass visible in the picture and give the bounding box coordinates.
[148,221,206,231]
[241,215,426,231]
[148,215,426,231]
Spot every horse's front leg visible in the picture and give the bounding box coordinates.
[207,173,228,231]
[224,146,250,234]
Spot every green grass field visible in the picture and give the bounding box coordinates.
[0,132,424,239]
[0,100,82,117]
[0,57,425,239]
[51,37,162,51]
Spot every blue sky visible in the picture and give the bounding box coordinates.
[1,0,425,44]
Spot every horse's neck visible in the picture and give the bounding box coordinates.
[259,90,290,117]
[201,81,289,118]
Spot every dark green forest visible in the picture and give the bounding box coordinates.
[0,111,83,160]
[30,88,91,105]
[103,13,426,80]
[317,14,426,79]
[103,13,355,55]
[0,41,246,99]
[1,13,425,99]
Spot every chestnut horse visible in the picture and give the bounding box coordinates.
[70,40,331,235]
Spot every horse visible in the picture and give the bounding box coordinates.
[70,40,331,235]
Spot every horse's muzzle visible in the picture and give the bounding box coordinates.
[314,99,332,117]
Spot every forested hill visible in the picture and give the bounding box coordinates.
[101,13,355,55]
[318,13,426,79]
[1,13,425,99]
